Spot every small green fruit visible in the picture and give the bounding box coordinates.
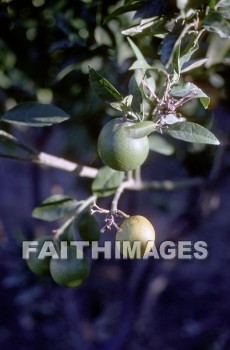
[97,118,149,171]
[50,246,90,288]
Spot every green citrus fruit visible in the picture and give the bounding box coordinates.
[97,118,149,171]
[116,216,155,258]
[26,235,53,276]
[50,246,90,288]
[77,211,100,245]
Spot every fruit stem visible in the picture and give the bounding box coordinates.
[134,167,142,183]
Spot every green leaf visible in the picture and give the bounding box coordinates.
[148,134,175,155]
[172,44,180,82]
[0,130,36,160]
[2,102,70,127]
[139,76,157,106]
[216,0,230,20]
[181,58,208,73]
[171,29,204,82]
[206,33,230,67]
[163,113,185,125]
[164,122,220,145]
[204,12,230,38]
[127,37,151,70]
[129,61,167,77]
[123,121,156,138]
[122,17,167,37]
[128,75,142,113]
[32,194,80,222]
[179,31,203,69]
[129,60,152,70]
[110,95,133,112]
[209,0,218,9]
[160,34,177,65]
[170,82,210,109]
[92,166,124,197]
[104,2,143,24]
[134,0,166,19]
[89,66,123,102]
[94,27,112,46]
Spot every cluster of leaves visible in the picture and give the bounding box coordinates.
[32,194,100,248]
[0,0,229,242]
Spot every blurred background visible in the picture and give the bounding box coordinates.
[0,0,230,349]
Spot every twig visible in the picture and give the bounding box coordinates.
[111,180,134,214]
[111,177,204,214]
[141,79,160,103]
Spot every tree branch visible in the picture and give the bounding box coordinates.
[33,152,98,178]
[111,177,204,213]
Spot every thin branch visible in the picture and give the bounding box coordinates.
[141,79,160,103]
[134,177,204,191]
[111,180,134,213]
[111,177,204,213]
[33,152,98,178]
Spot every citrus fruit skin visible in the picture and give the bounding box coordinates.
[116,216,155,258]
[50,246,90,288]
[97,118,149,171]
[77,211,100,245]
[26,235,53,276]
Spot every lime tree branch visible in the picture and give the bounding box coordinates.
[111,177,204,213]
[33,152,98,178]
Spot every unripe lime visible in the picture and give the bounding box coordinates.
[26,235,53,276]
[116,216,155,258]
[97,118,149,171]
[77,212,100,244]
[50,246,90,288]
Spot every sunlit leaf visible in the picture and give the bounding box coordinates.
[129,60,152,70]
[171,29,204,82]
[181,58,208,73]
[170,82,210,109]
[122,16,167,37]
[215,0,230,20]
[123,121,156,138]
[204,12,230,38]
[110,95,133,112]
[164,122,220,145]
[89,66,123,102]
[163,114,185,124]
[127,37,151,70]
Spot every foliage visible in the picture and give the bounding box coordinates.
[0,0,229,286]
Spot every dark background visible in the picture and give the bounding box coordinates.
[0,1,230,349]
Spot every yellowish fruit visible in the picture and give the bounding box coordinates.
[97,118,149,171]
[50,246,90,288]
[116,216,155,258]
